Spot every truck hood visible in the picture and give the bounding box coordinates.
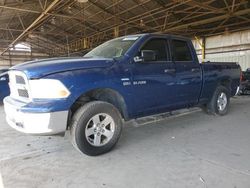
[10,57,114,79]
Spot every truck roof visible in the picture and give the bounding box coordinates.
[119,33,190,41]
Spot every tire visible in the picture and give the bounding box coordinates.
[70,101,123,156]
[204,86,230,115]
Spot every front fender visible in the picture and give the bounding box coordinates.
[42,67,133,117]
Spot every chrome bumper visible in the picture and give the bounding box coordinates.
[3,97,68,135]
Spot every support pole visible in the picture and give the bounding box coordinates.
[195,36,206,63]
[114,26,119,38]
[202,37,206,61]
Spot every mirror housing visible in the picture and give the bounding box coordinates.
[133,50,156,63]
[141,50,156,62]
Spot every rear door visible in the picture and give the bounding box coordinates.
[171,38,202,106]
[131,37,176,116]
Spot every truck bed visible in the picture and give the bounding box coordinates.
[199,62,241,104]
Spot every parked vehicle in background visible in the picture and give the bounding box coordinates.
[239,70,250,95]
[0,69,9,101]
[3,34,241,156]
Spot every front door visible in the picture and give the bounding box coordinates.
[131,38,177,117]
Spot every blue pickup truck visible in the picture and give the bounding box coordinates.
[0,69,10,101]
[4,34,241,156]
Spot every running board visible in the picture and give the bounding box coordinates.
[128,108,201,127]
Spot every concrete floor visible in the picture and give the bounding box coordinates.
[0,96,250,188]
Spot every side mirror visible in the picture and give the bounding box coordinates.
[133,50,156,63]
[141,50,156,62]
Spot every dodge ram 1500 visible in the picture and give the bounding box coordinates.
[4,34,241,156]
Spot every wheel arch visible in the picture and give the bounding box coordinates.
[219,77,232,89]
[69,88,129,127]
[218,77,232,92]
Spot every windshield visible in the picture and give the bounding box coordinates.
[84,36,139,58]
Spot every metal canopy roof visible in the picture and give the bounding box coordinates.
[0,0,249,56]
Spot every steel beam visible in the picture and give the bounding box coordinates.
[0,4,85,21]
[1,0,61,55]
[161,8,250,33]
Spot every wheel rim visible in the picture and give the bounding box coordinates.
[217,92,227,111]
[85,113,115,147]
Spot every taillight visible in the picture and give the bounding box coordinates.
[240,71,243,82]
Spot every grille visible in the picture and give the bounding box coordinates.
[9,71,30,101]
[15,75,26,84]
[18,89,29,98]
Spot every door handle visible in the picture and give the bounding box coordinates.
[191,68,200,72]
[164,69,175,74]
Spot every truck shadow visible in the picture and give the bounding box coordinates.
[116,97,248,152]
[118,110,210,149]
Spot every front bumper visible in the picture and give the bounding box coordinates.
[3,96,68,135]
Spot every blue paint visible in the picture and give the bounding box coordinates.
[0,71,10,101]
[8,34,241,119]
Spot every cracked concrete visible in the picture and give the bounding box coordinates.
[0,96,250,188]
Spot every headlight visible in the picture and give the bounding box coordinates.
[29,79,70,99]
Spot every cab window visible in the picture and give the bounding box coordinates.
[172,40,193,61]
[140,39,169,62]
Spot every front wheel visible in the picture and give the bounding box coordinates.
[203,86,230,115]
[70,101,123,156]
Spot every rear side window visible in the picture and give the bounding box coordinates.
[141,39,168,61]
[172,40,193,61]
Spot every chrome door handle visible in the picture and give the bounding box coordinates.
[164,69,175,73]
[191,68,200,72]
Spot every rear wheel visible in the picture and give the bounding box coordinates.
[70,101,123,156]
[203,86,230,115]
